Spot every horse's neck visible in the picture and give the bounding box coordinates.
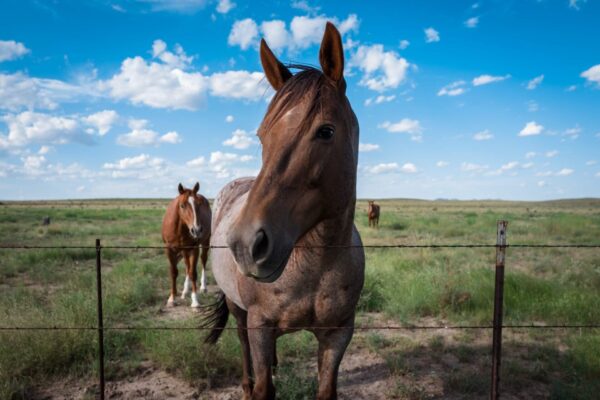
[299,207,355,248]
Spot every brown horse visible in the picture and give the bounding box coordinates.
[162,182,211,307]
[368,200,380,228]
[204,23,364,400]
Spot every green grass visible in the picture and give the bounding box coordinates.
[0,198,599,398]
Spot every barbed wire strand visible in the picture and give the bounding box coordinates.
[1,244,600,250]
[1,324,599,331]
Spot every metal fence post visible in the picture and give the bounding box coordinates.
[491,221,508,400]
[95,238,105,400]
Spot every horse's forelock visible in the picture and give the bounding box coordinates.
[259,66,327,139]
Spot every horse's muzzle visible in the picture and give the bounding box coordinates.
[227,225,291,283]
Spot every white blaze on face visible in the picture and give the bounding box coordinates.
[188,196,200,235]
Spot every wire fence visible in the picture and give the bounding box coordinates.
[1,221,600,399]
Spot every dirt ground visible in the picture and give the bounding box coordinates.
[32,308,557,400]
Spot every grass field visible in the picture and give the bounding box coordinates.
[0,198,599,399]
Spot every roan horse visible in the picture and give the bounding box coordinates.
[367,200,380,228]
[204,23,364,400]
[162,182,211,307]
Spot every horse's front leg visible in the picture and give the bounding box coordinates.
[184,248,200,307]
[200,243,209,293]
[247,312,276,400]
[315,322,354,400]
[227,298,253,400]
[166,249,179,306]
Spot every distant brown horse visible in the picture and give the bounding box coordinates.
[204,23,364,400]
[162,182,211,307]
[368,200,380,228]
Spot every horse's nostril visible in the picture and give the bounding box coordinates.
[251,229,270,263]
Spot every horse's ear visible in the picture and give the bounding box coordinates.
[260,39,292,91]
[193,182,200,194]
[178,183,184,194]
[319,22,345,91]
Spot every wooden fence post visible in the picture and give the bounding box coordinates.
[95,238,105,400]
[490,221,508,399]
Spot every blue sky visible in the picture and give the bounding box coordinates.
[0,0,599,200]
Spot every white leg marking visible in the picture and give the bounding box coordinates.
[181,276,191,299]
[167,294,176,307]
[191,292,200,308]
[200,268,207,293]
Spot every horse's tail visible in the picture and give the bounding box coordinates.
[201,291,229,344]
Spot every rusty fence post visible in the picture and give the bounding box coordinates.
[95,238,105,400]
[490,221,508,400]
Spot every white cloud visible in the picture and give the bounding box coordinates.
[566,85,577,92]
[228,18,259,50]
[436,161,449,167]
[38,145,52,155]
[208,70,268,101]
[580,64,600,86]
[424,27,440,43]
[160,131,182,144]
[83,110,118,136]
[105,41,268,109]
[545,150,558,158]
[350,44,410,92]
[290,0,319,13]
[556,168,574,176]
[438,81,467,96]
[473,129,493,141]
[489,161,519,176]
[223,129,256,149]
[116,119,181,147]
[464,17,479,28]
[525,151,537,159]
[103,153,167,179]
[105,54,206,110]
[216,0,235,14]
[186,156,206,168]
[472,74,510,86]
[399,40,410,50]
[151,39,194,69]
[364,95,395,106]
[461,162,488,172]
[569,0,587,10]
[225,115,234,123]
[528,100,539,112]
[365,162,399,174]
[207,151,254,178]
[0,111,81,149]
[0,40,29,62]
[518,121,544,137]
[260,20,290,51]
[358,143,380,152]
[522,162,534,169]
[378,119,423,141]
[0,72,96,112]
[527,74,544,90]
[563,126,581,139]
[143,0,208,13]
[537,180,547,187]
[585,160,597,166]
[229,14,359,53]
[400,162,418,173]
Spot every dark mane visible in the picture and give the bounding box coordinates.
[258,65,328,138]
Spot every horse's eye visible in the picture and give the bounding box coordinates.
[315,125,335,141]
[180,203,185,209]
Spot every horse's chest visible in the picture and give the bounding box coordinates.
[266,266,361,328]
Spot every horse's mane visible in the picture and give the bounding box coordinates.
[258,64,328,139]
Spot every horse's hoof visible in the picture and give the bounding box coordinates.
[166,298,176,307]
[200,287,208,294]
[191,302,200,308]
[180,292,189,300]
